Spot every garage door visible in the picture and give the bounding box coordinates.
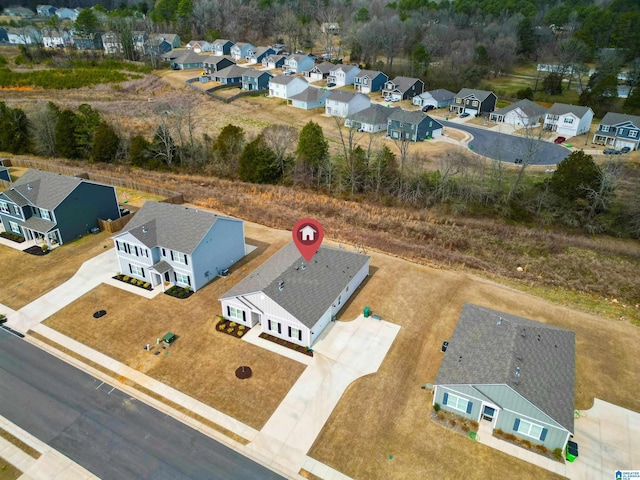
[614,139,637,150]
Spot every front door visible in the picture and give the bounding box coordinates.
[164,271,170,282]
[482,405,495,422]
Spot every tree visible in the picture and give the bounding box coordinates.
[368,145,397,198]
[517,17,536,58]
[261,124,297,181]
[29,101,59,157]
[211,124,245,178]
[55,109,79,159]
[0,103,29,154]
[151,124,176,167]
[74,9,99,49]
[542,73,563,95]
[92,122,120,163]
[354,7,370,23]
[516,87,534,100]
[296,121,328,186]
[238,135,280,184]
[550,151,601,203]
[74,104,101,159]
[130,135,151,166]
[580,75,618,117]
[624,86,640,114]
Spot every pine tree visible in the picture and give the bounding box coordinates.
[91,122,120,163]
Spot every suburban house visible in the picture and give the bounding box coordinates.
[382,76,424,101]
[41,28,72,49]
[7,26,41,45]
[0,160,10,182]
[0,28,8,43]
[155,33,180,49]
[303,62,334,81]
[345,105,400,133]
[113,201,245,293]
[262,54,286,70]
[4,6,35,18]
[0,169,120,247]
[54,7,79,20]
[327,64,361,87]
[284,54,315,73]
[543,103,594,138]
[325,91,371,118]
[231,42,255,61]
[170,52,205,70]
[433,303,575,451]
[412,89,456,109]
[36,5,57,16]
[186,40,212,53]
[269,75,308,99]
[489,99,547,127]
[242,69,273,91]
[145,35,178,57]
[592,112,640,150]
[450,89,497,116]
[212,39,234,56]
[354,70,388,94]
[387,110,443,142]
[73,34,103,51]
[219,242,370,348]
[246,46,274,64]
[289,87,330,110]
[132,31,149,54]
[213,65,246,85]
[203,55,235,75]
[101,32,122,54]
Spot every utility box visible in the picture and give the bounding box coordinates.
[363,306,371,318]
[162,332,177,345]
[566,441,578,462]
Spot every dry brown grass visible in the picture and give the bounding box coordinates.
[0,458,22,480]
[43,226,304,431]
[308,246,640,480]
[0,429,40,459]
[0,230,114,310]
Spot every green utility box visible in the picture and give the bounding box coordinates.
[364,306,371,318]
[566,441,578,462]
[162,332,177,345]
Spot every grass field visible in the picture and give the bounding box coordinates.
[0,458,21,480]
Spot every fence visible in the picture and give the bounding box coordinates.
[8,157,184,204]
[186,78,259,103]
[98,214,134,233]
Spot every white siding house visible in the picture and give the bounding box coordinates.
[325,91,371,118]
[543,103,594,138]
[489,99,547,127]
[327,64,361,86]
[269,75,308,99]
[219,243,370,348]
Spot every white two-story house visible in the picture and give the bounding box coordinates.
[543,103,594,138]
[269,75,308,99]
[327,64,361,87]
[112,201,245,293]
[325,91,370,118]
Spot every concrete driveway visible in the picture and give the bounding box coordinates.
[440,120,571,165]
[567,398,640,480]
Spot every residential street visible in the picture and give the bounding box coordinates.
[440,120,572,165]
[0,330,284,480]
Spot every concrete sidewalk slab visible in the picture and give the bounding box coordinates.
[242,325,312,366]
[102,276,164,299]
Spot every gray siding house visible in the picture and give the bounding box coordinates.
[345,105,400,133]
[289,87,330,110]
[433,304,575,451]
[213,65,246,84]
[382,76,424,101]
[592,112,640,151]
[489,99,547,127]
[0,160,10,182]
[113,201,245,293]
[220,243,370,348]
[450,88,497,116]
[0,169,120,246]
[412,89,456,108]
[387,110,443,141]
[203,55,235,75]
[170,52,205,70]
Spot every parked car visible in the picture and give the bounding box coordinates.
[604,148,620,154]
[327,82,336,87]
[620,146,631,154]
[460,112,470,118]
[553,136,566,144]
[422,105,435,112]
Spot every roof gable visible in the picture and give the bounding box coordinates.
[8,169,84,210]
[599,112,640,129]
[547,103,592,118]
[456,88,495,101]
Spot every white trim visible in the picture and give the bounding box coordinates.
[516,418,545,440]
[445,392,469,413]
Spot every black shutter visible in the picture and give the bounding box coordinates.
[129,264,132,273]
[227,306,230,316]
[277,323,281,334]
[162,248,166,257]
[170,251,174,260]
[185,255,188,266]
[268,320,272,330]
[242,311,246,321]
[187,275,191,286]
[298,329,302,341]
[141,268,145,278]
[288,326,292,338]
[174,272,177,281]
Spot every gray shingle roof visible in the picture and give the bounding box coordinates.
[174,51,205,64]
[386,76,423,93]
[547,103,592,118]
[270,74,302,85]
[492,98,547,117]
[289,87,328,102]
[8,169,84,210]
[215,65,246,79]
[347,105,399,125]
[388,109,440,127]
[422,88,455,102]
[120,201,241,254]
[327,90,361,102]
[331,64,359,74]
[22,216,55,233]
[307,61,333,74]
[221,242,370,328]
[599,112,640,128]
[242,68,272,79]
[213,38,232,46]
[203,55,233,66]
[456,88,495,101]
[355,69,386,80]
[265,54,285,64]
[435,303,575,432]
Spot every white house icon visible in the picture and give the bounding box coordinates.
[300,225,317,241]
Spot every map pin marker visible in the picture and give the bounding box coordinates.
[292,218,324,262]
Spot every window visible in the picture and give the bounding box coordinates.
[514,419,547,441]
[442,392,470,413]
[630,130,638,138]
[173,252,188,265]
[472,100,479,107]
[288,326,302,341]
[175,272,191,286]
[39,208,50,220]
[130,264,144,277]
[601,125,610,132]
[0,202,8,214]
[9,221,20,234]
[363,78,368,85]
[228,306,244,321]
[563,117,574,124]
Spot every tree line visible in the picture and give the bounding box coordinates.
[2,100,639,239]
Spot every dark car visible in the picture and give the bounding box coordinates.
[327,82,336,87]
[604,148,620,155]
[554,136,566,144]
[460,112,470,118]
[620,146,631,154]
[422,105,435,112]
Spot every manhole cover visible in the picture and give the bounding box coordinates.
[93,310,107,319]
[235,366,252,379]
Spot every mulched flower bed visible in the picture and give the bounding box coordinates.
[493,428,564,463]
[113,274,153,290]
[0,232,25,243]
[259,332,314,357]
[24,245,50,256]
[164,285,194,299]
[216,318,250,339]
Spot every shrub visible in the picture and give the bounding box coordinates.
[461,424,470,432]
[433,403,441,412]
[218,324,225,330]
[520,439,532,449]
[535,444,548,454]
[123,276,130,281]
[237,331,243,337]
[471,421,479,430]
[494,429,504,437]
[449,419,457,427]
[239,325,245,330]
[552,448,563,461]
[437,411,445,420]
[230,322,236,327]
[227,328,234,333]
[504,433,517,442]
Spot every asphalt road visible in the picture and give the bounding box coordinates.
[0,330,284,480]
[440,120,571,165]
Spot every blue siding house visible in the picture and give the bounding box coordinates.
[433,304,575,452]
[592,112,640,151]
[354,70,388,94]
[231,42,255,61]
[0,169,120,246]
[0,159,10,183]
[289,87,330,110]
[242,69,273,91]
[212,39,234,56]
[387,110,443,141]
[214,65,246,85]
[113,201,245,293]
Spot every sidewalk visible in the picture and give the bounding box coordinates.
[0,414,98,480]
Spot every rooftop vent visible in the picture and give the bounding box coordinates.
[497,317,503,326]
[515,367,521,377]
[278,281,284,291]
[142,226,148,234]
[27,184,32,190]
[301,263,305,270]
[521,328,526,338]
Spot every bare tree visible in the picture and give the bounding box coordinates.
[28,102,59,157]
[262,124,298,179]
[582,159,623,226]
